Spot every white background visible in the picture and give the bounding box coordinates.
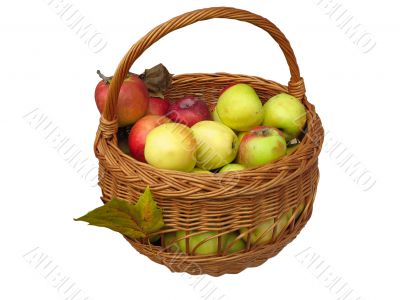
[1,0,399,299]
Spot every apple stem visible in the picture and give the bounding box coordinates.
[287,138,300,147]
[97,70,112,84]
[252,128,270,137]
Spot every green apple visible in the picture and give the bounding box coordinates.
[238,126,287,168]
[263,93,306,141]
[219,163,246,173]
[240,218,274,245]
[286,144,300,155]
[192,168,212,174]
[164,233,180,253]
[274,209,293,239]
[222,232,246,254]
[177,231,245,255]
[234,132,247,162]
[212,108,222,123]
[295,202,305,220]
[216,83,263,131]
[144,123,197,172]
[240,209,293,245]
[191,121,238,170]
[177,231,219,255]
[237,131,247,145]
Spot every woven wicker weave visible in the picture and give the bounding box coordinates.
[94,7,324,276]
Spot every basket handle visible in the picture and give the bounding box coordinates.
[102,6,305,125]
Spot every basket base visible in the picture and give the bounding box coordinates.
[126,209,312,277]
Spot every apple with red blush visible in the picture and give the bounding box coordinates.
[238,126,287,168]
[128,115,171,162]
[95,70,149,127]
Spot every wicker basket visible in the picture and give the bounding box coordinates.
[94,7,324,276]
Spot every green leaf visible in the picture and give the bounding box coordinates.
[133,186,165,233]
[75,187,164,240]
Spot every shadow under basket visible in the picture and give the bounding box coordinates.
[94,7,324,276]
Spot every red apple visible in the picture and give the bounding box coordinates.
[95,70,149,127]
[128,115,171,162]
[167,96,210,127]
[146,97,170,116]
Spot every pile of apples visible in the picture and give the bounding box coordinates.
[95,71,307,254]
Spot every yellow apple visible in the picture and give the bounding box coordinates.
[191,121,238,170]
[144,123,197,171]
